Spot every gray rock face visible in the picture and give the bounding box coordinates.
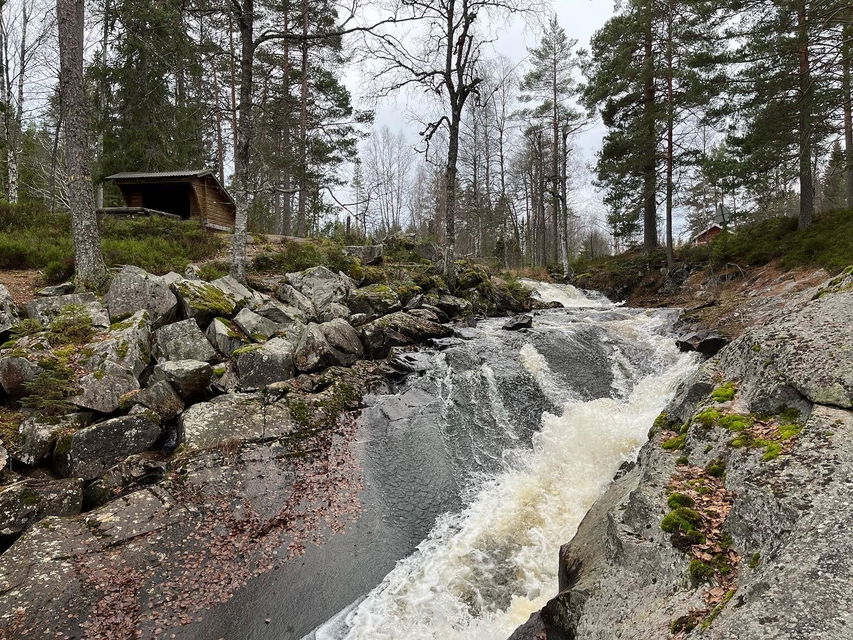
[0,479,83,537]
[294,320,363,373]
[105,266,178,327]
[83,310,152,377]
[179,393,293,449]
[235,338,296,390]
[676,331,729,357]
[205,317,248,356]
[322,319,364,360]
[286,266,352,318]
[325,302,351,321]
[55,414,161,480]
[0,355,39,397]
[502,314,533,331]
[170,278,240,324]
[25,293,109,329]
[252,297,306,323]
[210,275,263,308]
[360,311,453,358]
[275,283,317,321]
[348,284,402,316]
[715,285,853,409]
[413,241,441,263]
[149,360,212,399]
[232,307,282,342]
[35,282,74,297]
[17,414,89,466]
[0,284,19,334]
[512,277,853,640]
[131,381,184,419]
[344,244,384,265]
[70,361,139,414]
[434,294,472,318]
[153,318,217,363]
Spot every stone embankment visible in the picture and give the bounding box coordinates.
[510,268,853,639]
[0,255,533,639]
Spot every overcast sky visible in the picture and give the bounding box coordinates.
[342,0,617,227]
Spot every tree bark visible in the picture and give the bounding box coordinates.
[843,5,853,209]
[57,0,107,290]
[642,14,658,251]
[797,3,813,229]
[665,2,674,267]
[7,1,28,204]
[296,0,309,237]
[230,0,254,282]
[443,110,460,284]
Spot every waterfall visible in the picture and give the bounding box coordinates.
[306,283,697,640]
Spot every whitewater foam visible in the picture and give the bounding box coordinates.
[312,300,696,640]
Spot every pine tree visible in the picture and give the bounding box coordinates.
[725,0,839,230]
[93,0,211,183]
[519,14,581,272]
[583,2,660,252]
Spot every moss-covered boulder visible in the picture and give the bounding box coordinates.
[171,278,240,325]
[347,283,402,316]
[360,311,453,358]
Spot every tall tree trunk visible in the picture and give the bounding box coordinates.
[843,6,853,209]
[7,1,27,204]
[560,125,570,277]
[443,110,460,284]
[665,2,674,268]
[297,0,309,236]
[57,0,107,290]
[228,14,240,172]
[230,0,254,282]
[281,1,293,235]
[551,50,560,266]
[797,3,813,229]
[642,15,658,250]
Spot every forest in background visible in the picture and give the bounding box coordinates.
[1,0,852,280]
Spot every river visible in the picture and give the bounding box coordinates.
[300,282,697,640]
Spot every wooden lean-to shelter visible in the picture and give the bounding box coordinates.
[101,169,236,231]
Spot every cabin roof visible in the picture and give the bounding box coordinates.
[105,169,214,180]
[105,169,236,207]
[691,223,723,242]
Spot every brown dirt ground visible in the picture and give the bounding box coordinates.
[0,269,44,306]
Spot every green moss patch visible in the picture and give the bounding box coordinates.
[711,382,737,403]
[662,434,687,451]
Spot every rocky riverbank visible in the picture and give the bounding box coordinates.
[509,268,853,639]
[0,254,535,639]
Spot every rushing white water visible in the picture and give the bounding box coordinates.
[311,284,696,640]
[518,278,614,309]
